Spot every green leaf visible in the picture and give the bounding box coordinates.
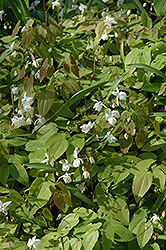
[0,163,9,185]
[58,213,79,236]
[142,138,165,152]
[9,189,25,204]
[113,224,133,242]
[83,230,99,250]
[48,133,68,160]
[151,186,166,214]
[103,221,114,241]
[130,0,147,13]
[154,0,166,16]
[10,162,29,186]
[43,208,53,221]
[26,163,56,172]
[135,126,148,148]
[129,207,148,234]
[134,159,155,171]
[128,64,166,81]
[137,221,153,249]
[132,171,153,202]
[67,185,98,209]
[38,89,55,116]
[111,197,129,226]
[153,168,165,190]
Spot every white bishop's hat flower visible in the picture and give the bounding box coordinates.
[27,236,41,249]
[52,0,61,9]
[150,214,160,225]
[82,170,90,179]
[103,131,117,144]
[79,3,87,15]
[60,173,73,183]
[111,87,127,106]
[59,159,72,172]
[92,99,107,111]
[80,121,94,134]
[0,200,12,215]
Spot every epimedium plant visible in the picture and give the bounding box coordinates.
[0,0,166,249]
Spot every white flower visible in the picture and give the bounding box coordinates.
[4,41,15,51]
[26,118,32,125]
[111,110,120,118]
[11,85,20,95]
[79,3,87,15]
[21,26,25,33]
[104,15,117,28]
[117,0,124,8]
[73,147,79,159]
[31,53,42,68]
[102,0,109,2]
[105,108,112,120]
[32,114,46,133]
[52,1,61,9]
[73,158,83,168]
[101,29,109,41]
[108,116,117,126]
[127,9,131,16]
[89,156,95,164]
[59,159,72,172]
[61,173,72,183]
[27,236,41,249]
[93,100,104,111]
[124,133,129,140]
[80,121,94,134]
[11,115,27,127]
[162,211,165,218]
[157,223,163,231]
[83,171,90,179]
[150,214,160,225]
[0,10,4,21]
[75,183,85,192]
[0,200,12,215]
[22,92,34,107]
[11,51,17,58]
[104,131,117,144]
[111,87,127,106]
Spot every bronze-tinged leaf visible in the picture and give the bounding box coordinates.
[12,20,21,37]
[38,89,55,116]
[49,185,58,194]
[39,58,48,82]
[25,19,34,29]
[63,193,72,207]
[15,65,26,81]
[42,208,53,221]
[59,76,80,95]
[53,193,64,210]
[47,66,55,77]
[69,54,76,65]
[24,75,34,92]
[63,63,70,73]
[71,64,79,78]
[126,121,136,136]
[153,120,160,135]
[58,181,68,193]
[119,134,133,154]
[22,29,34,48]
[135,125,148,148]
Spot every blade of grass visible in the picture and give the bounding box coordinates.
[130,0,147,14]
[67,185,98,209]
[46,81,107,123]
[128,63,166,81]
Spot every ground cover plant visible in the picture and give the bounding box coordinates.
[0,0,166,249]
